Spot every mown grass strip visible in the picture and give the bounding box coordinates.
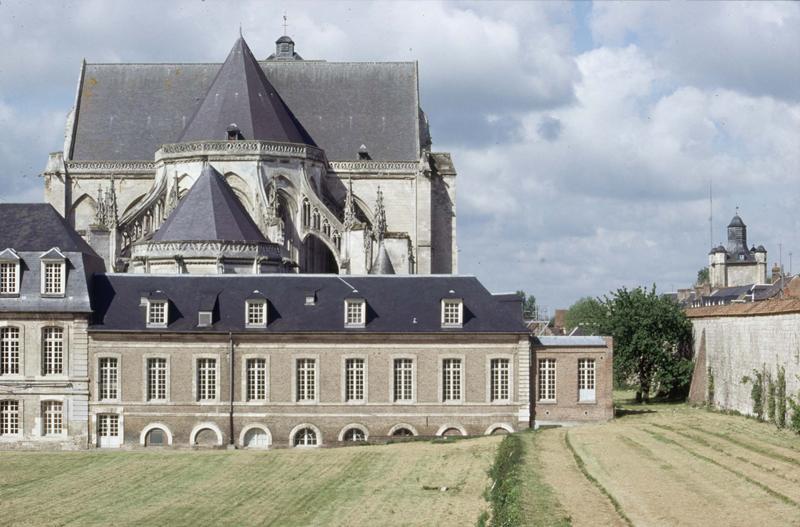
[516,431,571,527]
[564,431,633,527]
[690,424,800,467]
[642,427,800,509]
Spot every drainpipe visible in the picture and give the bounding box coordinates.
[229,332,235,448]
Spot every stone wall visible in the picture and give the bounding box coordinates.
[687,299,800,416]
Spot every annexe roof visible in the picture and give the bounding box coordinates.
[90,275,528,334]
[152,164,267,243]
[0,204,99,255]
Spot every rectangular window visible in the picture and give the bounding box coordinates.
[442,300,463,327]
[538,358,556,402]
[442,358,462,402]
[246,301,267,328]
[578,359,596,402]
[98,414,119,437]
[42,327,64,375]
[0,263,18,294]
[43,262,64,295]
[147,358,167,401]
[42,401,63,436]
[296,358,316,401]
[0,327,20,376]
[246,358,267,401]
[344,299,365,327]
[393,358,414,402]
[98,358,118,400]
[197,358,217,401]
[0,400,20,435]
[490,358,510,402]
[345,358,365,402]
[147,301,167,327]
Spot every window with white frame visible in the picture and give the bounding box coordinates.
[296,358,316,401]
[0,327,20,376]
[441,299,463,327]
[344,299,365,327]
[98,357,118,400]
[147,358,167,401]
[294,427,318,447]
[42,327,64,375]
[42,401,63,436]
[0,400,20,435]
[578,359,596,402]
[197,358,217,401]
[42,262,65,295]
[246,300,267,328]
[345,358,365,402]
[490,358,510,402]
[342,427,365,442]
[442,358,463,402]
[246,358,267,401]
[538,359,556,402]
[393,358,414,402]
[147,300,168,328]
[98,414,119,438]
[0,262,19,295]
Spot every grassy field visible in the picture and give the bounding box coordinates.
[0,437,499,527]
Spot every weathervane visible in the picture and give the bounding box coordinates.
[282,13,288,35]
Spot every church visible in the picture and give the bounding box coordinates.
[1,34,612,450]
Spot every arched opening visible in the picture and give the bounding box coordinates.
[442,428,464,437]
[243,427,270,449]
[339,424,369,443]
[194,428,220,446]
[292,427,319,447]
[70,194,97,233]
[391,427,414,438]
[491,427,510,435]
[300,234,338,274]
[146,428,167,446]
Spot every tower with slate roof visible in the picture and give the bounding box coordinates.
[708,211,768,288]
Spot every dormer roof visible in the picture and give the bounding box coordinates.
[40,247,66,261]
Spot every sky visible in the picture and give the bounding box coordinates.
[0,0,798,314]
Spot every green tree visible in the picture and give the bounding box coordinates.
[515,290,538,319]
[563,297,605,334]
[599,286,694,403]
[696,267,710,285]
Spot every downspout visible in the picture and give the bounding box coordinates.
[229,332,235,448]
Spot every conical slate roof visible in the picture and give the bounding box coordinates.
[178,37,315,145]
[728,214,746,228]
[369,243,396,275]
[153,164,267,243]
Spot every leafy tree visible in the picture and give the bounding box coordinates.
[696,267,710,285]
[515,290,538,319]
[598,286,693,403]
[564,297,605,334]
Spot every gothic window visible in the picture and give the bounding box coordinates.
[293,427,318,447]
[332,231,341,252]
[538,359,556,402]
[441,299,463,327]
[312,209,321,231]
[197,358,217,401]
[490,359,510,402]
[42,401,63,436]
[247,358,267,401]
[345,358,365,402]
[302,198,311,228]
[344,299,365,328]
[0,400,20,435]
[42,327,64,375]
[322,220,331,237]
[578,359,596,402]
[393,358,414,402]
[98,357,118,401]
[147,358,168,401]
[442,359,463,402]
[246,300,267,328]
[0,327,20,376]
[296,358,316,402]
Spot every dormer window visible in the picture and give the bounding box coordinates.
[441,299,463,328]
[146,294,169,328]
[0,248,20,295]
[305,291,317,306]
[40,248,66,297]
[344,299,365,328]
[246,299,267,328]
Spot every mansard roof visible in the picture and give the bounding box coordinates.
[178,37,315,145]
[69,52,421,161]
[90,275,528,334]
[0,204,98,255]
[152,164,267,243]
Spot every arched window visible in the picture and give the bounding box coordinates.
[392,427,414,438]
[322,220,331,237]
[146,428,166,446]
[302,198,311,228]
[312,209,321,231]
[0,327,20,375]
[243,427,269,449]
[332,232,341,252]
[294,427,318,447]
[42,327,64,375]
[342,427,366,442]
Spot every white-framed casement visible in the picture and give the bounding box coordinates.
[290,423,322,448]
[146,299,169,328]
[338,423,369,442]
[0,248,21,296]
[440,298,463,328]
[189,422,224,446]
[193,354,220,404]
[0,325,23,378]
[341,354,368,404]
[40,247,66,297]
[41,326,66,377]
[439,354,465,404]
[239,424,272,449]
[142,354,170,403]
[578,358,597,403]
[96,412,122,448]
[486,354,514,404]
[537,358,557,403]
[241,354,269,403]
[40,399,67,438]
[292,354,319,404]
[344,298,366,328]
[389,354,417,404]
[96,353,121,402]
[0,398,22,439]
[139,422,174,446]
[245,299,268,328]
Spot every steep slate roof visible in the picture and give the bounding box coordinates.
[179,37,315,145]
[90,275,528,334]
[0,204,99,254]
[369,243,396,275]
[70,56,420,161]
[152,164,267,243]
